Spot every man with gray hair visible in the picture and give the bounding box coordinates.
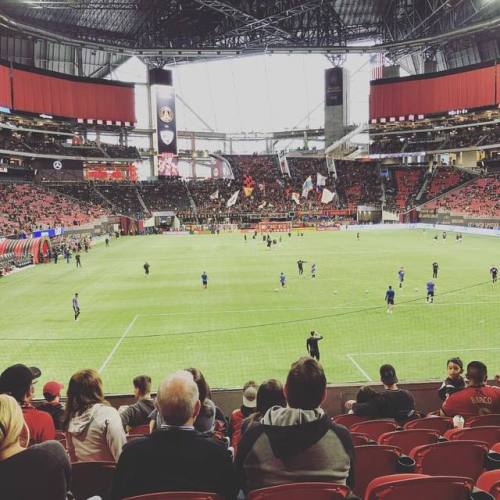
[112,370,237,499]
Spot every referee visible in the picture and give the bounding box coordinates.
[306,331,323,361]
[72,293,80,321]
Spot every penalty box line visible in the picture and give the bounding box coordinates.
[346,347,500,382]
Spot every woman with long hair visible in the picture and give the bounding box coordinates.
[64,369,126,462]
[0,394,71,500]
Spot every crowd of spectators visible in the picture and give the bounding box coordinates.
[335,161,383,209]
[421,166,473,202]
[0,356,498,499]
[422,175,500,218]
[384,167,427,211]
[0,183,108,237]
[138,178,191,212]
[93,183,145,218]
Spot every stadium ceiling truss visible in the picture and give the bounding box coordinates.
[0,0,499,76]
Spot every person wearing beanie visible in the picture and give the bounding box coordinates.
[38,381,65,431]
[438,357,465,401]
[229,381,258,450]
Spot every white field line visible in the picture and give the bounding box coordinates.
[348,347,500,357]
[144,301,498,317]
[346,354,373,382]
[99,315,139,373]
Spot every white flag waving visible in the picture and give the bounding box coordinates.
[226,190,240,207]
[302,176,313,198]
[291,192,300,205]
[316,172,326,186]
[209,190,219,200]
[321,188,335,204]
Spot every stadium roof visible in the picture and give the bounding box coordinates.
[0,0,499,75]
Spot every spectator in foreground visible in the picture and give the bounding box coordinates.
[64,369,126,462]
[235,357,354,494]
[441,361,500,417]
[241,378,286,435]
[38,380,65,430]
[0,394,71,500]
[346,364,415,422]
[438,357,465,401]
[230,380,258,450]
[0,364,56,444]
[112,370,237,500]
[120,375,155,431]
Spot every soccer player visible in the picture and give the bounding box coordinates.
[105,237,110,247]
[491,265,498,284]
[306,331,323,361]
[267,239,272,249]
[432,261,439,278]
[72,293,80,321]
[297,260,306,275]
[426,280,435,303]
[279,272,286,288]
[143,262,150,277]
[398,267,405,288]
[311,263,316,279]
[75,253,82,267]
[357,232,360,240]
[201,271,208,289]
[385,285,395,314]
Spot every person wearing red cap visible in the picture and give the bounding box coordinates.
[0,364,56,445]
[38,381,65,430]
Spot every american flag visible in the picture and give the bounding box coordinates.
[370,53,384,80]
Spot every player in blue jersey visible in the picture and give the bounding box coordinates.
[280,272,286,288]
[385,285,395,313]
[201,271,208,289]
[491,265,498,284]
[398,267,405,288]
[426,280,435,303]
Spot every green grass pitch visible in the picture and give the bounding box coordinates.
[0,230,498,394]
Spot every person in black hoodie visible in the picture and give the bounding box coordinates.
[235,357,354,495]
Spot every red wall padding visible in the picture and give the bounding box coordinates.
[0,65,12,109]
[370,65,497,119]
[11,67,135,123]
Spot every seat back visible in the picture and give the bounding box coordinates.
[468,415,500,428]
[476,470,500,499]
[332,414,371,428]
[492,443,500,454]
[353,445,401,499]
[365,474,474,500]
[444,426,500,448]
[404,416,453,434]
[378,429,440,455]
[124,492,223,500]
[128,424,151,435]
[350,420,398,441]
[409,440,489,481]
[71,461,116,500]
[246,482,350,500]
[351,432,374,446]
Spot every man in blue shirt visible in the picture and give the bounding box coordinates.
[426,280,435,303]
[398,267,405,288]
[201,271,208,289]
[385,286,395,313]
[279,272,286,288]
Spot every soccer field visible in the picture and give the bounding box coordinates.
[0,230,498,394]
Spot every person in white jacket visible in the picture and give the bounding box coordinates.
[63,369,126,462]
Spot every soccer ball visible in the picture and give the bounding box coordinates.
[333,290,338,294]
[365,289,369,293]
[414,288,419,292]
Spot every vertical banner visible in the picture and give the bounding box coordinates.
[325,67,344,106]
[149,69,177,176]
[324,67,348,148]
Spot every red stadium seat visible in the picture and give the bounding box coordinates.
[246,482,350,500]
[332,414,372,428]
[124,493,222,500]
[409,440,489,481]
[493,443,500,453]
[350,420,398,441]
[123,491,223,500]
[378,429,440,455]
[468,414,500,428]
[444,426,500,448]
[365,474,474,500]
[351,432,375,446]
[476,470,500,499]
[71,461,116,500]
[128,424,151,435]
[404,416,453,434]
[353,445,402,498]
